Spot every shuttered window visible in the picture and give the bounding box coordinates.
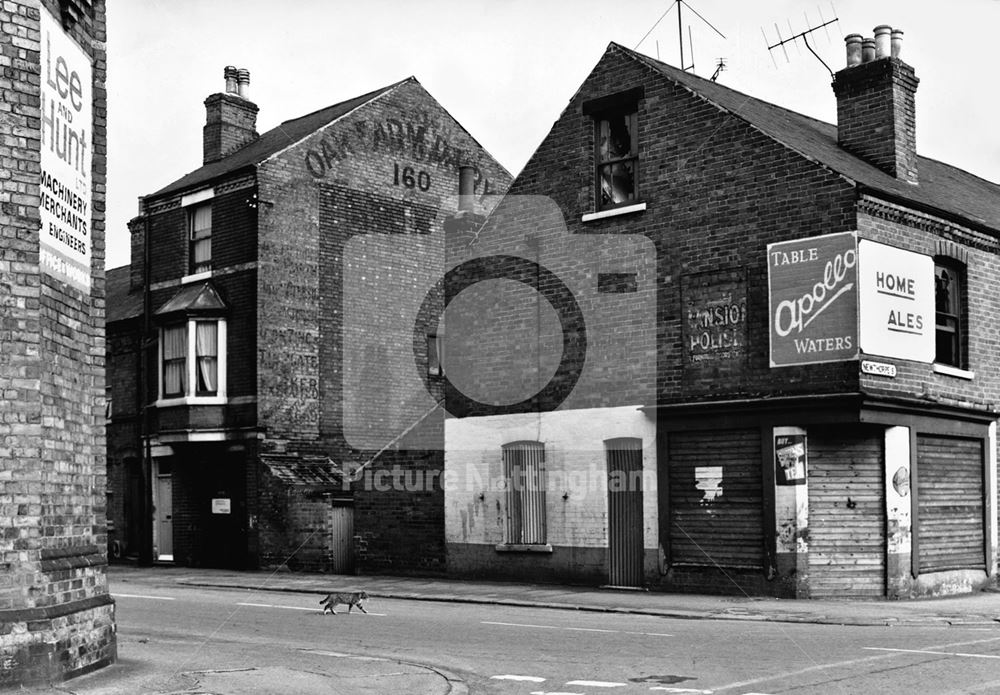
[916,435,985,572]
[668,429,763,568]
[503,441,546,545]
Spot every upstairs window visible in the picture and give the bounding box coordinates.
[934,260,965,368]
[596,108,639,209]
[189,202,212,274]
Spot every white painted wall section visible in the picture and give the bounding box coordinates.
[445,406,656,550]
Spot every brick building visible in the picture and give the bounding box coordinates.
[444,31,999,598]
[0,0,116,686]
[105,69,509,573]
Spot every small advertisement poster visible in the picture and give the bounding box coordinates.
[857,240,934,363]
[768,232,858,367]
[211,498,232,515]
[39,8,93,293]
[775,434,807,485]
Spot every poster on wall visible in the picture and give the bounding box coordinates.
[39,8,93,293]
[768,232,858,367]
[775,433,807,485]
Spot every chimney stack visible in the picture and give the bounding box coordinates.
[832,25,919,183]
[203,65,259,165]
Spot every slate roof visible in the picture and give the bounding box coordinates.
[105,265,143,323]
[261,454,347,488]
[154,281,227,316]
[152,78,409,198]
[613,43,1000,233]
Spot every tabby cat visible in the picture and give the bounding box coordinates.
[319,590,369,615]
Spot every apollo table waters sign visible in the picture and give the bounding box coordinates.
[768,231,858,367]
[39,8,93,294]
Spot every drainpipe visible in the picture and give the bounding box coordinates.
[139,201,154,565]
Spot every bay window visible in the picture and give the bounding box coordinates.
[158,317,226,404]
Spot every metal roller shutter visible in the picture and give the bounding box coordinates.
[916,435,985,573]
[607,438,644,587]
[668,429,763,568]
[808,428,885,598]
[502,441,547,545]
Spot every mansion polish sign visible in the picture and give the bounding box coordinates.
[768,232,934,367]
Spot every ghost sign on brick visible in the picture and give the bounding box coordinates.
[39,8,92,293]
[768,232,859,367]
[857,240,934,363]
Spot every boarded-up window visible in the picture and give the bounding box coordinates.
[668,429,763,568]
[503,441,546,545]
[808,427,885,598]
[917,434,985,573]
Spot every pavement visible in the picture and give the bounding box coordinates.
[24,565,1000,694]
[116,564,1000,627]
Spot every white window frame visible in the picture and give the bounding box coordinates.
[156,317,227,407]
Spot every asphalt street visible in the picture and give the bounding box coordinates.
[42,574,1000,695]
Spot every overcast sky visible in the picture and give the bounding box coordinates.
[104,1,1000,269]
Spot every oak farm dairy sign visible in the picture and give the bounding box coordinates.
[768,232,858,367]
[39,9,92,293]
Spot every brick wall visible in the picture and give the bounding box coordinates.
[856,199,1000,408]
[203,93,258,164]
[256,78,511,574]
[451,45,861,416]
[0,0,115,686]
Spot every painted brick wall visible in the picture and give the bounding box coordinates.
[256,78,511,574]
[0,0,115,686]
[445,407,657,583]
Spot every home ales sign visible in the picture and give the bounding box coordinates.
[768,232,934,367]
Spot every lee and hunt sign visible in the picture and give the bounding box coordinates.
[768,232,934,367]
[39,9,93,294]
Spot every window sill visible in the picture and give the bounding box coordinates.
[181,270,213,284]
[156,396,228,408]
[932,363,974,380]
[581,202,646,223]
[495,543,553,553]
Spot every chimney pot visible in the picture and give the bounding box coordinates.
[224,65,238,94]
[861,38,876,63]
[237,68,250,99]
[845,34,863,67]
[832,31,919,183]
[874,25,892,59]
[891,29,904,59]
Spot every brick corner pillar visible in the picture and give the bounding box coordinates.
[0,1,116,687]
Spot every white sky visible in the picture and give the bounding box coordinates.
[105,0,1000,270]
